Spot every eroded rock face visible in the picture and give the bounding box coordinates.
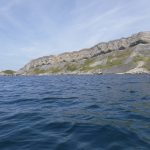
[17,31,150,75]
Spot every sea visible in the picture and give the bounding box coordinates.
[0,75,150,150]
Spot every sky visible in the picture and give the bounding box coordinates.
[0,0,150,70]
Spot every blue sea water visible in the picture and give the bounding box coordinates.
[0,75,150,150]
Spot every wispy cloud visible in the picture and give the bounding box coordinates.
[0,0,150,70]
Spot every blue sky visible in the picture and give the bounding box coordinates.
[0,0,150,70]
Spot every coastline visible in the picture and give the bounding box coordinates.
[0,72,150,76]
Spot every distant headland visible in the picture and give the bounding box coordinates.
[1,31,150,76]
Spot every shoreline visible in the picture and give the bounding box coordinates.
[0,72,150,76]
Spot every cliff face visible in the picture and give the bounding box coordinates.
[17,32,150,75]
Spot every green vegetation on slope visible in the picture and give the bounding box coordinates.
[30,49,150,74]
[133,55,150,63]
[32,68,47,74]
[49,67,62,73]
[133,55,150,71]
[80,58,95,71]
[106,50,132,67]
[66,64,77,71]
[80,50,132,71]
[32,67,62,74]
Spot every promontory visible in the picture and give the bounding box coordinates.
[17,31,150,75]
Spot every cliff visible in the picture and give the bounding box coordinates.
[17,32,150,75]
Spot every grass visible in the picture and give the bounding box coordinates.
[94,50,132,70]
[133,55,150,63]
[106,50,131,66]
[116,50,132,58]
[144,63,150,71]
[132,55,150,71]
[79,50,133,71]
[32,67,62,74]
[107,57,122,67]
[49,67,62,73]
[32,68,47,74]
[80,59,94,71]
[66,64,77,71]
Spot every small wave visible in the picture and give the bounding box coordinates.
[3,98,38,105]
[43,96,78,100]
[86,104,100,109]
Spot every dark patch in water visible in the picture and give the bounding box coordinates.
[86,104,100,109]
[107,86,111,89]
[129,90,136,93]
[43,96,78,100]
[142,96,148,100]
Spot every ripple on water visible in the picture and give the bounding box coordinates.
[0,75,150,150]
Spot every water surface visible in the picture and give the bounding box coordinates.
[0,75,150,150]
